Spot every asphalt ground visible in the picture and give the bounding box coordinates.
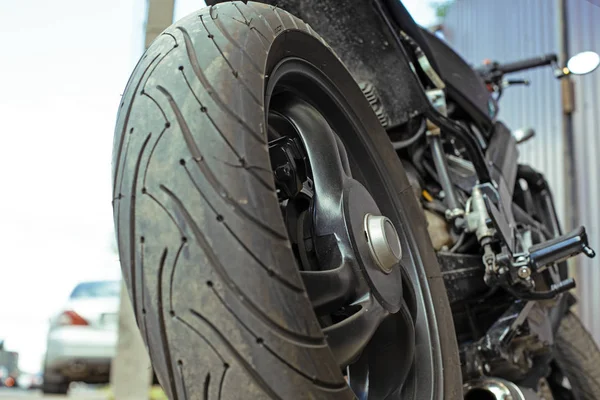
[0,386,107,399]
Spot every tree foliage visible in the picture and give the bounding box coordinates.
[432,0,454,19]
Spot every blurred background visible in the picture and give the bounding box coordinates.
[0,0,598,398]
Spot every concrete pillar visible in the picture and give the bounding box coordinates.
[110,281,152,399]
[145,0,175,49]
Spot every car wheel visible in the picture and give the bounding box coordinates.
[42,378,69,394]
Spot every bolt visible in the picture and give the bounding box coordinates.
[275,164,292,181]
[518,266,531,279]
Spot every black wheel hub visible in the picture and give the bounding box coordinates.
[269,95,405,310]
[266,57,440,399]
[268,94,415,387]
[343,179,404,312]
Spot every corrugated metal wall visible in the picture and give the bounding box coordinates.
[444,0,600,343]
[566,0,600,340]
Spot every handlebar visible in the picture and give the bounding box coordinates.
[496,54,558,74]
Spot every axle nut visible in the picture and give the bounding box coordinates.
[364,213,402,273]
[518,266,531,279]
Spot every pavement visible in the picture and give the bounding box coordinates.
[0,387,107,399]
[0,385,167,399]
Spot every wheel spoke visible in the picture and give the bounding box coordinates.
[334,134,352,177]
[365,305,415,399]
[276,97,348,236]
[323,294,389,367]
[301,264,355,315]
[347,354,369,400]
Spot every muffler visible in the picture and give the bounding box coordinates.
[464,378,540,400]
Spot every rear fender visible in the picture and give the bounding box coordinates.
[208,0,430,128]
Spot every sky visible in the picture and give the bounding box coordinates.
[173,0,439,22]
[0,0,437,373]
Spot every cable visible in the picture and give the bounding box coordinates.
[392,118,427,150]
[449,232,466,253]
[411,145,427,176]
[423,199,447,214]
[425,109,492,183]
[423,160,439,181]
[512,203,553,239]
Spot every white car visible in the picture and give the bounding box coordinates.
[42,280,120,394]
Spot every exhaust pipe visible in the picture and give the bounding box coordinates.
[464,378,540,400]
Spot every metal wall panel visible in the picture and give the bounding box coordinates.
[443,0,600,342]
[565,0,600,341]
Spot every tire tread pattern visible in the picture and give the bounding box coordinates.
[113,2,353,399]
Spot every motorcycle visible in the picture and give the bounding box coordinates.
[111,0,600,398]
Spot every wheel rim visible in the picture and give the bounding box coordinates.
[265,58,443,399]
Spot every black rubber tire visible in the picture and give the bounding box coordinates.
[555,311,600,399]
[41,381,69,395]
[112,2,461,399]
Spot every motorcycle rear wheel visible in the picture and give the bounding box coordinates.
[112,2,461,398]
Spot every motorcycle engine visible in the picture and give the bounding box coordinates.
[403,162,455,250]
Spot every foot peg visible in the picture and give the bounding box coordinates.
[528,226,595,271]
[498,226,595,301]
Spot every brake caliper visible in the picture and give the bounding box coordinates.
[268,136,308,201]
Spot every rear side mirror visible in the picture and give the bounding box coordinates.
[567,51,600,75]
[513,128,536,144]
